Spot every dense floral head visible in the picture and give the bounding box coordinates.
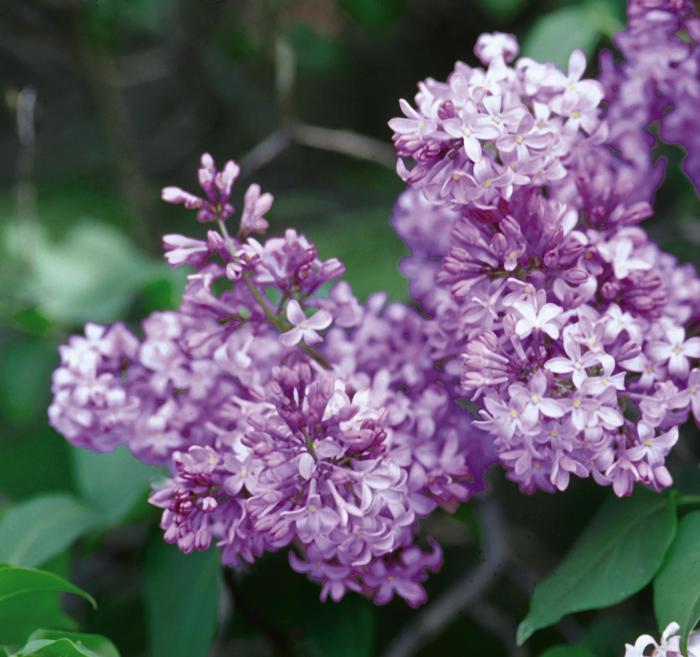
[390,28,700,498]
[49,154,493,607]
[389,41,605,211]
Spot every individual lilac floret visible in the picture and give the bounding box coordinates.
[240,183,273,237]
[474,32,519,65]
[625,622,683,657]
[280,300,333,347]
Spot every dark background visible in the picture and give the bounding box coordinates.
[1,1,699,656]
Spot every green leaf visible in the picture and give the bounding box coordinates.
[654,510,700,651]
[0,336,56,428]
[71,447,160,524]
[0,494,100,568]
[522,5,601,69]
[21,631,120,657]
[0,426,72,501]
[145,540,220,657]
[305,595,374,657]
[10,221,160,325]
[10,639,95,657]
[0,565,95,607]
[0,592,77,646]
[0,565,95,644]
[539,646,597,657]
[518,489,677,645]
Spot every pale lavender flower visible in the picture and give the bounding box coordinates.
[513,298,563,340]
[279,300,333,346]
[240,183,273,237]
[474,32,519,65]
[649,324,700,378]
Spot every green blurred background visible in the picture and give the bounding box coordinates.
[0,1,698,656]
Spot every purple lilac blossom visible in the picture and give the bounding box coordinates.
[388,41,605,211]
[390,30,700,497]
[600,0,700,192]
[49,154,493,607]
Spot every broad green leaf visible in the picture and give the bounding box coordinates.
[145,540,220,657]
[21,631,120,657]
[539,647,597,657]
[305,595,374,657]
[517,489,677,645]
[0,591,77,646]
[9,639,98,657]
[654,511,700,651]
[0,426,72,501]
[71,447,160,524]
[9,221,160,325]
[0,336,56,428]
[522,5,601,69]
[585,0,625,38]
[0,565,95,607]
[0,494,100,567]
[0,566,95,644]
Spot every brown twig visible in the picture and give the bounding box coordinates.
[379,499,509,657]
[287,121,396,169]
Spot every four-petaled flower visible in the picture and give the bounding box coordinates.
[649,324,700,378]
[513,300,563,340]
[280,300,333,347]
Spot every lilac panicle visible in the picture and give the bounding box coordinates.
[390,26,700,498]
[50,154,493,608]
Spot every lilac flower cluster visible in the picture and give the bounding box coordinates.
[389,34,605,210]
[49,154,492,607]
[601,0,700,192]
[390,22,700,496]
[48,1,700,608]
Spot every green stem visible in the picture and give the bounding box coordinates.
[217,220,332,370]
[678,495,700,508]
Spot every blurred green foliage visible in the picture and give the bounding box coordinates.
[518,489,678,645]
[0,0,698,655]
[653,511,700,651]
